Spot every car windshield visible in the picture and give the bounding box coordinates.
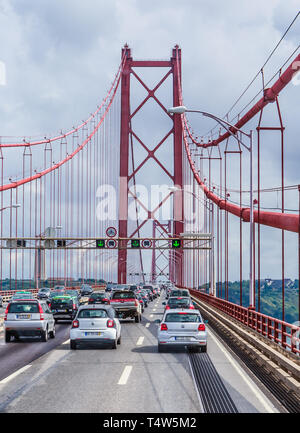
[111,291,135,299]
[9,302,39,313]
[165,313,201,323]
[168,298,190,307]
[51,297,73,305]
[170,290,189,297]
[78,309,108,318]
[39,288,48,292]
[90,293,105,298]
[12,294,33,299]
[50,291,64,297]
[65,291,77,296]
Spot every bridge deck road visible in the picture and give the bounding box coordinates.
[0,293,280,413]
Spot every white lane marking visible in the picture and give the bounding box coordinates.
[145,323,150,328]
[0,365,32,384]
[153,308,156,312]
[136,336,144,346]
[150,314,154,318]
[118,365,133,385]
[62,339,70,345]
[208,330,277,413]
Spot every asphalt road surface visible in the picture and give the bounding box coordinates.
[0,293,281,413]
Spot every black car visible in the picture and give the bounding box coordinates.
[143,287,154,301]
[88,292,110,305]
[143,285,157,299]
[50,295,78,323]
[80,285,93,296]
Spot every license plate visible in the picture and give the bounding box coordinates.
[57,309,67,312]
[16,314,31,319]
[84,332,101,336]
[175,336,191,341]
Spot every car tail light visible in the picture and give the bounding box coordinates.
[134,300,139,307]
[189,304,195,309]
[73,303,77,309]
[107,319,115,328]
[38,303,44,321]
[165,305,170,310]
[72,320,79,328]
[198,323,206,331]
[88,298,92,303]
[160,323,168,331]
[4,304,9,321]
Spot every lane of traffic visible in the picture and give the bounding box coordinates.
[0,293,202,413]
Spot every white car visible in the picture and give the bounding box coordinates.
[4,299,55,342]
[70,304,121,350]
[156,309,207,353]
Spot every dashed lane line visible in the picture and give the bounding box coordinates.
[118,365,133,385]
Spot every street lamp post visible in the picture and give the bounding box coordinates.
[168,106,254,309]
[169,186,215,296]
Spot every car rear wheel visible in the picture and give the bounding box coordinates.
[158,344,165,353]
[5,331,11,343]
[201,345,207,353]
[135,314,141,323]
[112,339,117,349]
[49,325,56,339]
[41,328,48,342]
[117,335,121,345]
[70,340,77,350]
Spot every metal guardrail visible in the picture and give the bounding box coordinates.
[0,285,105,304]
[179,287,300,356]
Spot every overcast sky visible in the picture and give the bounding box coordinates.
[0,0,299,282]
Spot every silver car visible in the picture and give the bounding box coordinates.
[156,309,207,353]
[4,299,55,342]
[70,304,121,350]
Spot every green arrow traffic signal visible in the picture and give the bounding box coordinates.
[172,239,181,249]
[96,239,105,248]
[131,239,140,248]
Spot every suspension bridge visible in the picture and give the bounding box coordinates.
[0,41,300,414]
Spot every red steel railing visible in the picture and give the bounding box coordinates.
[188,288,300,355]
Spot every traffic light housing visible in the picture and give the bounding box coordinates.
[96,239,105,248]
[131,239,140,248]
[57,240,66,248]
[171,239,181,249]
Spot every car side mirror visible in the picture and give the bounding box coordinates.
[162,302,166,305]
[154,319,161,324]
[204,320,208,324]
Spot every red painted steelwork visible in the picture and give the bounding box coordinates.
[197,54,300,148]
[117,45,184,286]
[189,289,300,355]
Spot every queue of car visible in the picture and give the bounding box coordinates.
[2,282,208,354]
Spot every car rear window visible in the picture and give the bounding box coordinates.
[168,298,190,307]
[111,291,135,299]
[165,313,201,322]
[90,293,105,298]
[8,302,39,313]
[170,290,189,297]
[51,298,73,306]
[78,309,108,318]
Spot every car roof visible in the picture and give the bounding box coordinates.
[164,308,200,315]
[10,298,39,303]
[77,304,112,310]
